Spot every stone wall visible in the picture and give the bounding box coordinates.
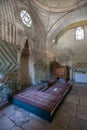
[0,0,47,90]
[0,40,18,104]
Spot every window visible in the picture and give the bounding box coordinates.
[20,10,32,27]
[75,27,84,40]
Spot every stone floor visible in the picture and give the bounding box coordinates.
[0,82,87,130]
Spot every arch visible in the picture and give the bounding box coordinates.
[20,39,30,87]
[47,7,87,47]
[31,0,87,13]
[20,38,35,87]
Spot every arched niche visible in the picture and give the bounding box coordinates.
[20,39,35,87]
[20,39,30,87]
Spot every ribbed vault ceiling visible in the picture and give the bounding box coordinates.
[32,0,87,12]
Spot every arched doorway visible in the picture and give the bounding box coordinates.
[20,39,30,87]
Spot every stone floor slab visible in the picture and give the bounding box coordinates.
[0,82,87,130]
[53,111,70,129]
[68,116,87,130]
[11,126,22,130]
[9,109,31,126]
[77,105,87,120]
[56,102,77,117]
[0,116,15,130]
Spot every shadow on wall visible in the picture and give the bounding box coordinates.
[20,39,35,87]
[57,48,75,66]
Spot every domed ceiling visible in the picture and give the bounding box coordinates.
[32,0,86,12]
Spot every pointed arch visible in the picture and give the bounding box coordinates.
[47,7,87,47]
[20,39,30,87]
